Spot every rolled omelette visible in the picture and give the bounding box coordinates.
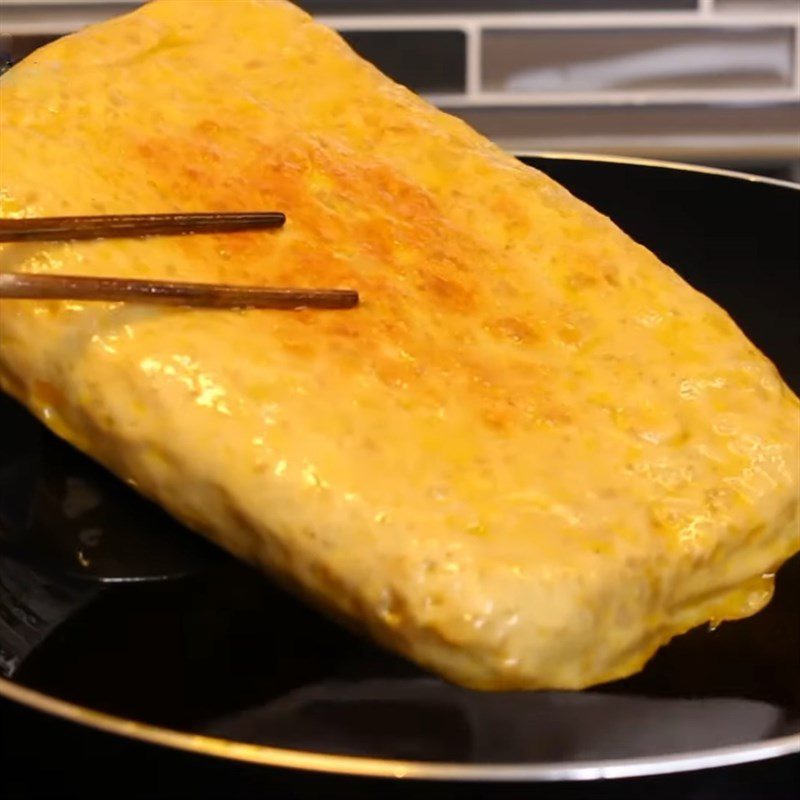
[0,0,798,690]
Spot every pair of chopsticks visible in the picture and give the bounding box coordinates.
[0,212,358,310]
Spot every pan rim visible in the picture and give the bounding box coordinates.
[518,151,800,191]
[2,675,798,782]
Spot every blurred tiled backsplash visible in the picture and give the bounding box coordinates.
[482,27,796,93]
[1,1,798,176]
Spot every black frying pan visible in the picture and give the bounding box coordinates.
[1,154,798,782]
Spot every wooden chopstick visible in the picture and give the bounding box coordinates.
[0,273,359,310]
[0,212,357,310]
[0,212,286,243]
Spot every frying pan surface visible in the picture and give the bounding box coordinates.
[1,154,798,781]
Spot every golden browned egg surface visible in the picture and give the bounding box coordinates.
[1,0,798,689]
